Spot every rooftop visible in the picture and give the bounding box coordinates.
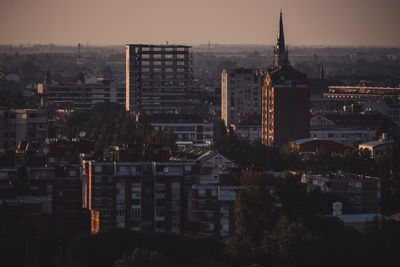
[147,114,211,124]
[232,115,261,126]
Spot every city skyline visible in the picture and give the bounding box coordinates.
[1,0,400,47]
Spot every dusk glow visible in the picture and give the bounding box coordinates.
[1,0,400,46]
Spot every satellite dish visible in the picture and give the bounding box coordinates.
[79,131,86,138]
[49,138,54,142]
[163,167,169,173]
[45,138,50,143]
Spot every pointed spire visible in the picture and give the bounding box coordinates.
[277,11,285,53]
[273,11,289,69]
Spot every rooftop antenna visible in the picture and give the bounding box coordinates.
[78,43,81,67]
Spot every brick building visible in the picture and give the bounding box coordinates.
[262,12,310,146]
[82,144,195,233]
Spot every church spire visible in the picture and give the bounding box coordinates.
[273,11,289,69]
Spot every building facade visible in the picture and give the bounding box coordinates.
[221,68,264,126]
[126,44,194,115]
[0,108,47,149]
[38,79,125,110]
[230,115,262,142]
[262,12,310,146]
[148,114,213,145]
[302,173,381,213]
[310,113,384,147]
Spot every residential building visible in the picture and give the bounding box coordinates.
[310,113,384,146]
[126,44,194,115]
[148,114,213,145]
[302,173,381,213]
[221,68,264,126]
[290,138,351,154]
[230,115,262,142]
[262,12,310,146]
[190,151,240,240]
[38,79,125,110]
[0,108,47,149]
[82,144,195,233]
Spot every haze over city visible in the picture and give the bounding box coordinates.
[1,0,400,46]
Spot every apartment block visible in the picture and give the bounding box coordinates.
[221,68,264,126]
[38,79,125,110]
[0,108,47,149]
[190,152,240,240]
[126,44,194,115]
[302,173,381,213]
[82,144,195,233]
[148,114,214,145]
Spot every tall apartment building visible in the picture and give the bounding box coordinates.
[221,68,264,126]
[126,44,194,115]
[262,12,310,145]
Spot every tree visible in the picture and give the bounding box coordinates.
[114,248,171,267]
[263,216,321,267]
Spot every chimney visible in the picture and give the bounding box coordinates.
[332,202,343,216]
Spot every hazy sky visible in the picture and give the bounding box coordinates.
[1,0,399,46]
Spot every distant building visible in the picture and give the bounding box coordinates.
[148,114,213,145]
[324,86,400,102]
[302,173,381,213]
[262,12,310,146]
[221,68,264,126]
[0,108,47,149]
[310,113,384,146]
[230,114,262,142]
[358,135,394,158]
[126,44,194,115]
[38,79,125,110]
[290,138,351,154]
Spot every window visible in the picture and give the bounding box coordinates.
[132,209,141,221]
[198,189,205,196]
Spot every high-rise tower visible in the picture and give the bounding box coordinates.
[126,44,194,115]
[262,12,310,146]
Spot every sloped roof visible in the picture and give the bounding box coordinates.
[148,113,210,124]
[232,115,261,126]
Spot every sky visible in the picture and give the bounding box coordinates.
[1,0,399,47]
